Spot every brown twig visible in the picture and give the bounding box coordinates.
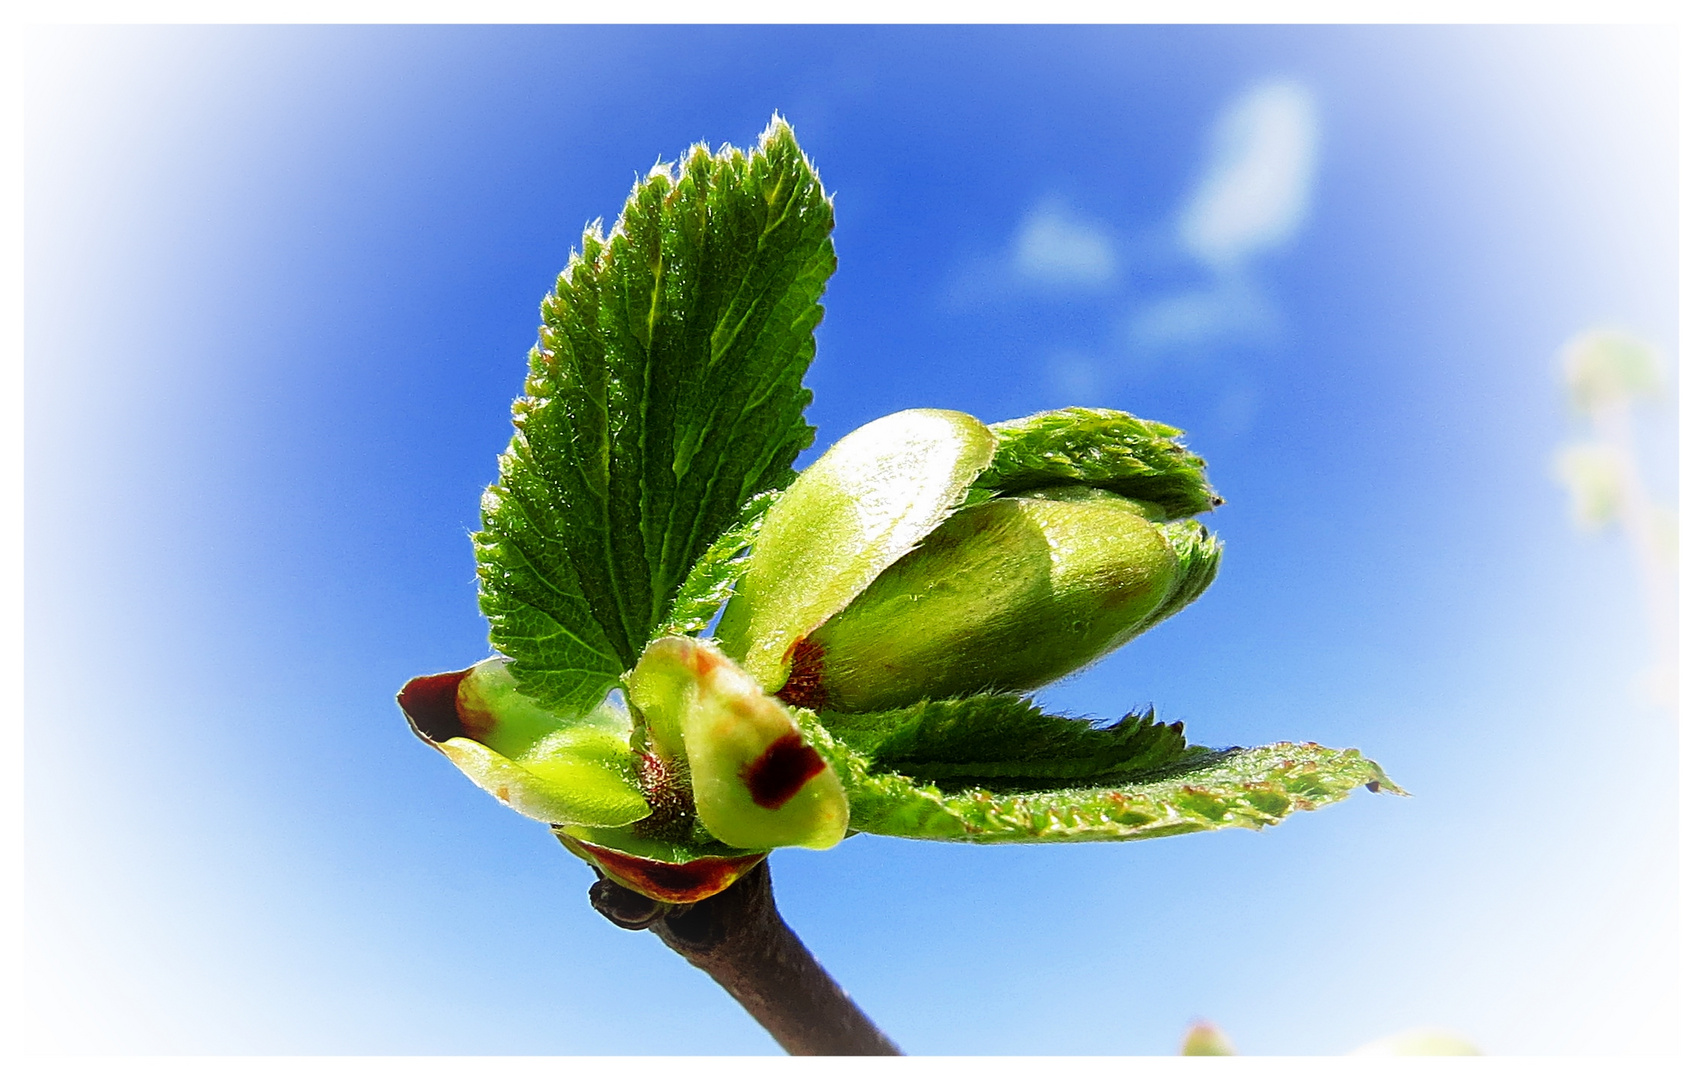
[588,860,901,1056]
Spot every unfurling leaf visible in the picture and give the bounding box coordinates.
[477,118,835,717]
[972,406,1222,518]
[657,489,780,640]
[793,705,1399,844]
[820,695,1193,782]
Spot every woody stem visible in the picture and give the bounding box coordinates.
[587,860,901,1056]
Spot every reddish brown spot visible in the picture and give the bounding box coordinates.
[776,637,828,711]
[741,732,826,809]
[688,642,722,678]
[562,837,767,904]
[397,668,473,745]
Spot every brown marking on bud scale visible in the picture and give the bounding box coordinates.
[562,836,767,904]
[776,637,827,711]
[741,732,827,810]
[689,641,722,678]
[397,668,473,745]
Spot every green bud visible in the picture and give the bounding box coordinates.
[397,658,650,828]
[628,636,849,851]
[718,408,996,692]
[783,487,1213,713]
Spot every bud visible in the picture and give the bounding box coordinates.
[628,635,849,852]
[717,408,996,691]
[397,658,650,827]
[782,486,1211,712]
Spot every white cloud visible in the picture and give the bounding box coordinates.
[1010,201,1118,287]
[1125,279,1278,358]
[1178,81,1319,270]
[1046,349,1106,401]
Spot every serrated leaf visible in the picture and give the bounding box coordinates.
[476,119,835,715]
[973,407,1222,520]
[820,695,1192,782]
[793,710,1398,843]
[656,489,779,640]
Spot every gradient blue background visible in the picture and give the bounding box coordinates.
[24,25,1681,1055]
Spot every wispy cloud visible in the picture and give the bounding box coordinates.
[1124,279,1278,358]
[1177,81,1318,272]
[1125,80,1319,363]
[944,77,1321,407]
[1010,200,1118,287]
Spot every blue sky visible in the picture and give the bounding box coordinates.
[23,25,1681,1055]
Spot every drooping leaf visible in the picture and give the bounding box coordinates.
[476,118,835,716]
[793,709,1399,843]
[820,695,1194,782]
[971,407,1222,520]
[656,489,779,641]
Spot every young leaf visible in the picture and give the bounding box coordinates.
[972,407,1222,520]
[820,695,1194,782]
[477,118,835,716]
[794,710,1398,843]
[656,489,780,641]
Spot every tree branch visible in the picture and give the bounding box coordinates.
[588,860,901,1056]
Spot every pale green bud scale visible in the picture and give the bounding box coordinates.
[398,659,650,827]
[717,408,996,691]
[629,636,849,851]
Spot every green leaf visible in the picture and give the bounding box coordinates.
[794,710,1399,843]
[971,407,1222,520]
[820,695,1194,782]
[656,489,779,641]
[475,118,835,715]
